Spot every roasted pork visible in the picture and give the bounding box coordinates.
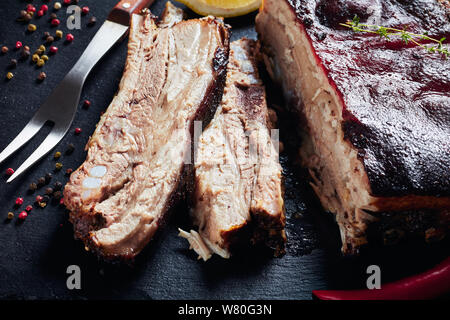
[256,0,450,253]
[64,11,230,259]
[179,39,286,261]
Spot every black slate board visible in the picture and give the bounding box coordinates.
[0,0,448,300]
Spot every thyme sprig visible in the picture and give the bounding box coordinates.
[340,15,449,58]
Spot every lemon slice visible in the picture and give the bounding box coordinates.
[177,0,262,18]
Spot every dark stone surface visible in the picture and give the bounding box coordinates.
[0,0,447,300]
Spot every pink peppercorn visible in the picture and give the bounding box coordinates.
[60,198,64,205]
[63,0,72,5]
[82,6,90,15]
[66,33,74,42]
[83,100,91,108]
[25,205,33,212]
[74,127,82,134]
[50,46,58,54]
[19,211,28,220]
[51,19,60,26]
[5,168,14,176]
[15,197,24,206]
[37,10,45,17]
[35,195,44,203]
[41,5,49,12]
[26,4,36,13]
[15,41,22,50]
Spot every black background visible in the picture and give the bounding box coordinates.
[0,0,448,300]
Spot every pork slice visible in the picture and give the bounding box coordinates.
[179,39,285,261]
[64,12,230,259]
[256,0,450,253]
[158,1,185,28]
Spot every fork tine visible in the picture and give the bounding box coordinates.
[6,124,69,183]
[0,114,46,165]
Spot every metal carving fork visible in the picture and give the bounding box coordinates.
[0,0,154,183]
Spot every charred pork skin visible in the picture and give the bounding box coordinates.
[64,11,230,260]
[179,39,286,261]
[256,0,450,253]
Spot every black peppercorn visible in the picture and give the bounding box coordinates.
[66,143,75,155]
[9,59,18,68]
[37,177,46,187]
[29,182,38,192]
[88,17,97,26]
[42,195,50,203]
[45,172,53,184]
[54,181,63,191]
[53,191,62,199]
[45,187,54,195]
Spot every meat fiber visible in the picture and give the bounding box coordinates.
[64,11,230,259]
[256,0,450,253]
[179,39,286,261]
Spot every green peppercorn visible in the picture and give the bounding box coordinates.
[54,151,61,159]
[7,212,14,220]
[39,202,47,208]
[55,30,63,39]
[55,162,63,170]
[37,59,45,67]
[6,72,13,80]
[28,24,37,32]
[39,45,46,52]
[32,54,39,62]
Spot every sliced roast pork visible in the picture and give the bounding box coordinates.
[64,11,230,259]
[179,39,286,261]
[256,0,450,253]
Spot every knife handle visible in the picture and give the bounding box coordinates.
[108,0,155,26]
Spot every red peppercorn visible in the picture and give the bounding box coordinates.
[51,19,60,26]
[74,127,82,134]
[66,33,74,42]
[50,46,58,54]
[15,197,24,206]
[59,198,65,205]
[37,10,45,17]
[5,168,14,176]
[25,205,33,212]
[35,195,44,203]
[64,0,72,5]
[82,6,90,15]
[41,5,49,12]
[83,100,91,108]
[26,4,36,13]
[19,211,28,220]
[15,41,22,50]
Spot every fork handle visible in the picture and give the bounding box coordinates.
[108,0,155,26]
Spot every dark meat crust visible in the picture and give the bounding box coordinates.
[286,0,450,197]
